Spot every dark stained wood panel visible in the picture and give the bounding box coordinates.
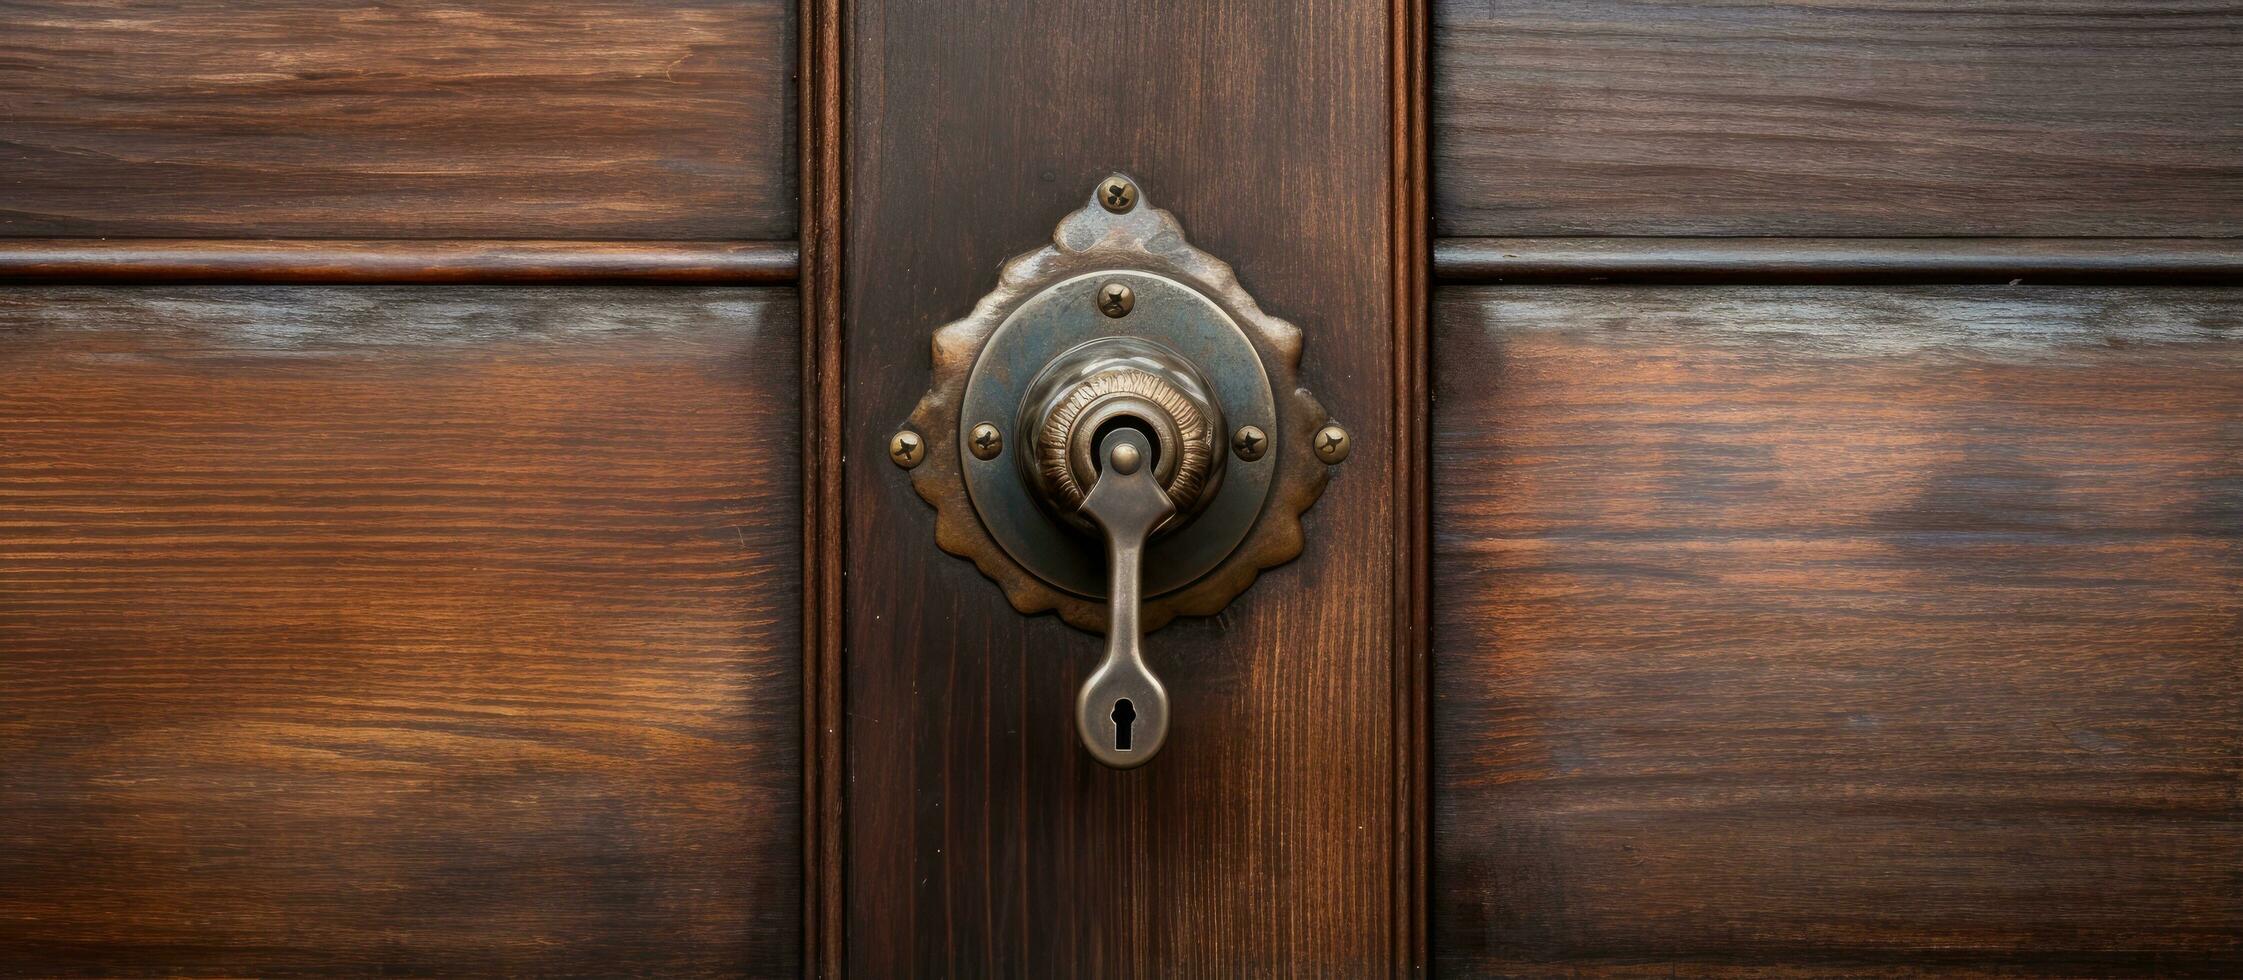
[839,0,1400,973]
[0,1,793,239]
[1432,286,2243,975]
[1434,0,2243,237]
[0,287,800,975]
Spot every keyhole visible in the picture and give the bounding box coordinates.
[1111,698,1136,751]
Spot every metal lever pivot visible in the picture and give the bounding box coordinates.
[1074,428,1173,768]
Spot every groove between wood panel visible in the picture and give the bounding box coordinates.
[10,238,2232,287]
[0,240,799,284]
[797,0,846,970]
[1437,238,2243,285]
[1390,0,1431,971]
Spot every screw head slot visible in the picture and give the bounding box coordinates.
[1313,423,1352,464]
[1231,425,1268,462]
[889,429,925,468]
[969,422,1003,460]
[1097,281,1135,318]
[1097,176,1138,213]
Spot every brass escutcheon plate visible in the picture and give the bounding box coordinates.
[960,272,1275,598]
[903,176,1332,634]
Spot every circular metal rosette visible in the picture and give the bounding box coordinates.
[903,176,1332,634]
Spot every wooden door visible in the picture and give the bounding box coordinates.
[6,0,2240,976]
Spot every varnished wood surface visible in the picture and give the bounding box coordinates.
[0,0,793,239]
[0,287,801,975]
[1432,286,2243,975]
[840,0,1400,973]
[0,239,798,284]
[1434,0,2243,237]
[796,0,847,971]
[1390,0,1434,969]
[1436,237,2243,285]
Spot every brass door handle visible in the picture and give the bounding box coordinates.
[1074,429,1172,766]
[1020,337,1212,766]
[897,175,1350,768]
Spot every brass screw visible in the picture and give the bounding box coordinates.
[889,429,925,468]
[969,422,1003,460]
[1097,281,1134,318]
[1313,423,1352,464]
[1231,425,1268,462]
[1097,175,1138,213]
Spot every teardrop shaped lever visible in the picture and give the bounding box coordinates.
[1075,428,1173,768]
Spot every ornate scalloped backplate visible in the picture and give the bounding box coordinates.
[903,176,1332,633]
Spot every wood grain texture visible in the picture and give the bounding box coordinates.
[1432,286,2243,975]
[0,0,793,239]
[1433,0,2243,237]
[841,0,1398,974]
[0,239,799,284]
[0,287,801,975]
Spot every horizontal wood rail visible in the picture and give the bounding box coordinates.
[1436,238,2243,284]
[5,237,2234,286]
[0,239,799,284]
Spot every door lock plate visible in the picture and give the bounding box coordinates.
[895,176,1343,764]
[962,280,1273,598]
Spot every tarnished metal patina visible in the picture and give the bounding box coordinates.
[901,176,1337,636]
